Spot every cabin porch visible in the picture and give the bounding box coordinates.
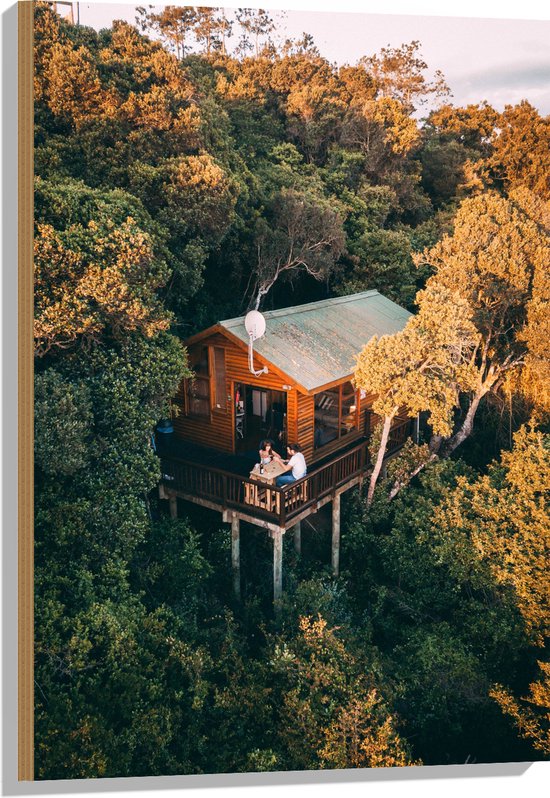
[157,415,413,603]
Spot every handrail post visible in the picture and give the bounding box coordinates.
[280,487,286,528]
[359,442,366,488]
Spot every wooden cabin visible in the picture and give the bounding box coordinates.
[158,291,414,603]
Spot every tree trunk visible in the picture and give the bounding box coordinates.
[388,452,439,500]
[441,390,485,457]
[366,414,393,507]
[386,391,486,502]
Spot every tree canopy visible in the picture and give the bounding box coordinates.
[33,2,550,778]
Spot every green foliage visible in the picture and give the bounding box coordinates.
[33,2,549,778]
[35,370,93,476]
[335,226,419,307]
[340,434,549,763]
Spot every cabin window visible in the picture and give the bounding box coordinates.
[213,347,227,410]
[186,346,210,418]
[314,381,358,449]
[340,382,358,437]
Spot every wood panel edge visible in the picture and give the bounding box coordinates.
[18,0,34,782]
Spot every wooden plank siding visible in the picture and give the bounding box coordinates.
[172,333,233,453]
[296,392,314,460]
[173,332,299,455]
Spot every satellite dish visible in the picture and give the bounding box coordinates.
[244,310,268,376]
[245,310,266,341]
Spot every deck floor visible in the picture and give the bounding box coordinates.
[155,433,371,480]
[155,434,259,476]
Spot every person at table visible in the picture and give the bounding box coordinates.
[276,443,307,486]
[259,439,280,465]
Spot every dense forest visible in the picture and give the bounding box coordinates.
[33,3,549,778]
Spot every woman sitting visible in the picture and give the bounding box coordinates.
[259,439,280,465]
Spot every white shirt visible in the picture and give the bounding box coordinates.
[288,452,307,479]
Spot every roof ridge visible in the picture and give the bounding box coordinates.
[220,290,381,328]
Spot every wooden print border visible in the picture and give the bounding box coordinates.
[18,0,34,782]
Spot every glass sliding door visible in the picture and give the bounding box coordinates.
[234,384,287,454]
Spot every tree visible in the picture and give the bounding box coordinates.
[235,8,275,59]
[319,693,415,769]
[427,102,499,152]
[194,6,221,55]
[145,6,197,60]
[416,189,550,456]
[491,660,550,757]
[334,226,420,308]
[34,216,171,356]
[270,615,416,769]
[282,32,321,60]
[488,101,550,199]
[354,283,479,505]
[249,187,345,309]
[38,41,104,130]
[431,426,550,756]
[342,453,543,763]
[360,40,450,113]
[341,97,420,179]
[358,189,550,504]
[433,426,550,645]
[285,64,348,162]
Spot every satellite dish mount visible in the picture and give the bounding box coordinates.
[244,311,268,377]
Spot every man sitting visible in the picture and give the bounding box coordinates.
[275,443,307,487]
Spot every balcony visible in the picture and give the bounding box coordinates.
[158,415,412,531]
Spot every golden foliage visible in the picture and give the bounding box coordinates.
[34,221,171,356]
[354,283,478,435]
[42,43,104,129]
[416,190,550,415]
[434,427,550,645]
[491,660,550,756]
[276,617,417,770]
[319,693,417,769]
[362,97,420,155]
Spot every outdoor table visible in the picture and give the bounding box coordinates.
[244,459,287,512]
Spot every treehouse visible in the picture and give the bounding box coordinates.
[157,291,414,602]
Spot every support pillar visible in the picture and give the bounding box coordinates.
[169,494,178,520]
[294,521,301,556]
[273,528,283,605]
[231,514,241,600]
[413,414,420,444]
[331,494,341,577]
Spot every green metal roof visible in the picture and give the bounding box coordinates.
[219,291,411,392]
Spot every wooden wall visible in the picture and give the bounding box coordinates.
[172,333,233,452]
[296,393,314,459]
[172,332,296,455]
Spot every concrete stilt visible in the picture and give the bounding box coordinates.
[331,494,341,577]
[294,521,301,555]
[273,529,283,604]
[231,514,241,600]
[169,495,178,520]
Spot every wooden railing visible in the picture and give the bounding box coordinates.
[159,416,412,528]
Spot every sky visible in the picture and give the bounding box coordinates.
[61,0,550,114]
